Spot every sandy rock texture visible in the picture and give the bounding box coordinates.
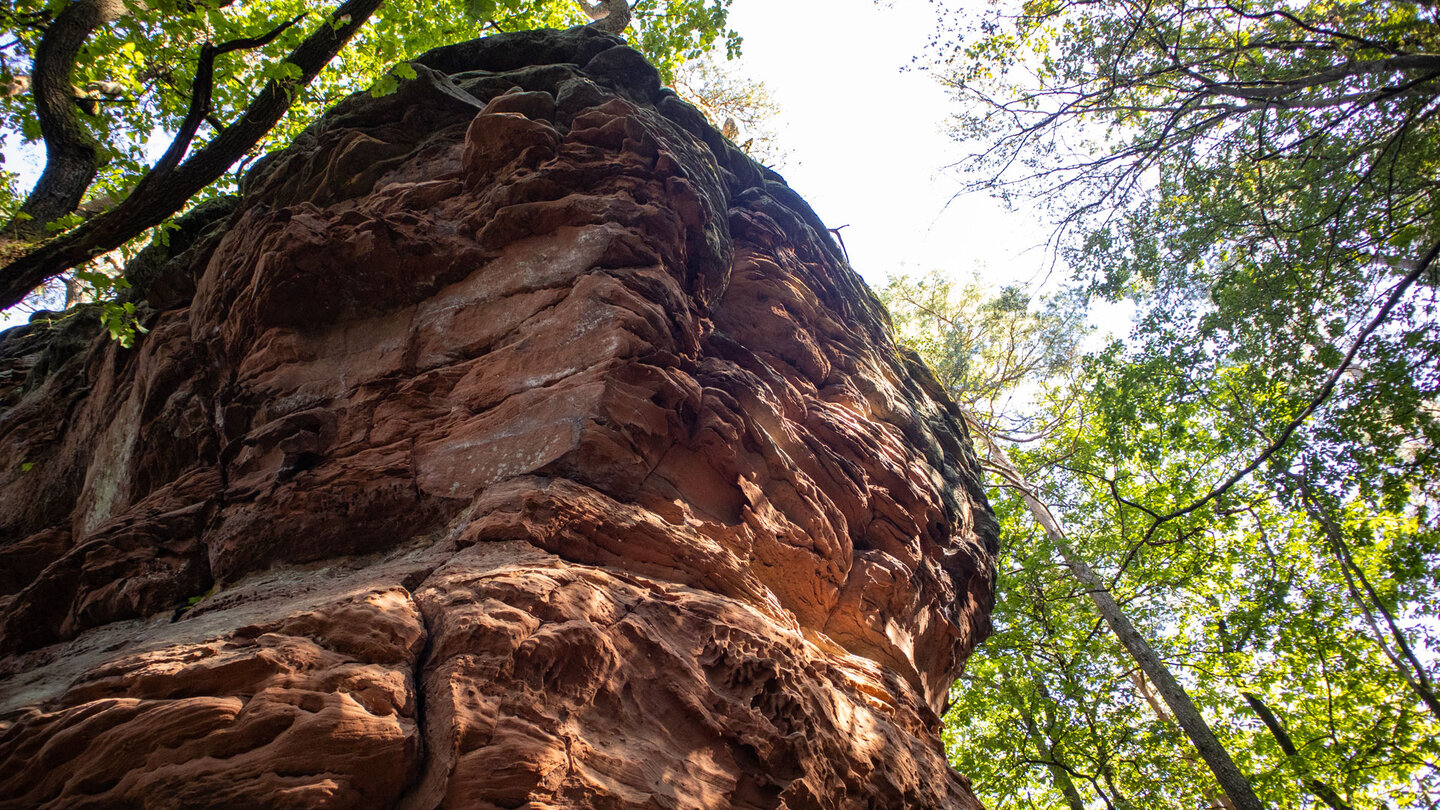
[0,27,998,809]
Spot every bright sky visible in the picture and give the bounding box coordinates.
[724,0,1050,291]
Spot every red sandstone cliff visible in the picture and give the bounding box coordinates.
[0,27,998,809]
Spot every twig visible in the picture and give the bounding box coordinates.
[141,13,307,184]
[827,224,851,263]
[1140,236,1440,544]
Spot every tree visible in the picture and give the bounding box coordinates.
[0,0,738,313]
[934,0,1439,287]
[882,272,1085,438]
[1077,336,1440,807]
[885,275,1267,810]
[903,1,1440,805]
[671,53,785,166]
[983,432,1267,810]
[884,271,1440,807]
[928,0,1440,534]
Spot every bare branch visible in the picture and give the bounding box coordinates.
[1142,236,1440,542]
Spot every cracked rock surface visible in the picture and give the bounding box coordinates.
[0,26,998,809]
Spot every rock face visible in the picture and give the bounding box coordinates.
[0,27,998,809]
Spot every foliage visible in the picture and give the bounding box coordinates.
[883,271,1084,437]
[885,270,1440,808]
[672,52,785,165]
[928,0,1440,527]
[932,0,1440,285]
[0,0,735,218]
[899,1,1440,805]
[0,0,738,321]
[73,265,144,344]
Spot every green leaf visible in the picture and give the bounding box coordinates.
[275,60,303,82]
[921,1,1440,804]
[463,0,498,21]
[44,212,86,233]
[369,73,399,98]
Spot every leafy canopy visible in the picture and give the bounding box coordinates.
[0,0,738,315]
[895,0,1440,806]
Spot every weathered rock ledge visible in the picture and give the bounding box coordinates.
[0,27,997,809]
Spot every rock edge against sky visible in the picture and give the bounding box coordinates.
[0,26,997,809]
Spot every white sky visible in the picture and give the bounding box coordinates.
[725,0,1050,291]
[722,0,1135,339]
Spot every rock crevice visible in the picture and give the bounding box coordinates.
[0,26,997,809]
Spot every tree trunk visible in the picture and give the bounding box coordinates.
[1006,680,1088,810]
[1127,670,1236,810]
[4,0,127,241]
[1241,691,1354,810]
[968,418,1266,810]
[1293,475,1440,722]
[1213,615,1355,810]
[1099,764,1139,810]
[578,0,631,34]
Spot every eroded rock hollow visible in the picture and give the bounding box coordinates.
[0,27,998,809]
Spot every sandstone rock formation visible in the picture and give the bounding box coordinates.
[0,27,998,809]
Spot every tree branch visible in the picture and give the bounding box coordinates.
[3,0,127,241]
[1292,474,1440,722]
[0,0,384,312]
[1215,617,1357,810]
[139,13,308,185]
[1181,52,1440,103]
[1141,236,1440,543]
[1241,691,1356,810]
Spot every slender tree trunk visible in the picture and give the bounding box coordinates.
[1213,617,1355,810]
[1128,670,1236,810]
[1292,475,1440,722]
[966,416,1266,810]
[1241,691,1354,810]
[63,274,82,308]
[1099,764,1138,810]
[1005,681,1087,810]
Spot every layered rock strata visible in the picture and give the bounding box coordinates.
[0,27,998,809]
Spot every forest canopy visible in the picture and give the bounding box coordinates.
[0,0,737,320]
[890,0,1440,808]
